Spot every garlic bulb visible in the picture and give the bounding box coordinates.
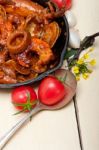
[69,29,80,48]
[65,11,77,28]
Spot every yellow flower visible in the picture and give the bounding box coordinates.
[88,69,93,73]
[77,58,84,65]
[76,75,80,81]
[89,59,96,66]
[83,53,89,59]
[82,73,89,80]
[73,66,79,74]
[88,47,94,52]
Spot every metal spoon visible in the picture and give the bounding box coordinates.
[0,69,77,150]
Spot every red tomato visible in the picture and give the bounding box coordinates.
[38,76,67,106]
[65,0,72,10]
[52,0,72,10]
[12,86,37,112]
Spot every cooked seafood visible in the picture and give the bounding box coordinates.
[7,30,31,54]
[42,21,61,48]
[2,0,65,23]
[0,0,65,84]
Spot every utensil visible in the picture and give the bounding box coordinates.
[0,69,77,150]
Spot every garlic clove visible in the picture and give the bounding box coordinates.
[65,11,77,28]
[69,29,80,48]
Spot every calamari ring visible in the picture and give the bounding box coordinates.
[7,30,31,54]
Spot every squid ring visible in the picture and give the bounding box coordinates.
[7,30,31,54]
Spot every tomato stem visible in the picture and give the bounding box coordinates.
[13,108,26,115]
[57,71,67,83]
[62,71,67,83]
[13,92,38,115]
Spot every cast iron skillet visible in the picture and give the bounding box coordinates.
[0,0,69,88]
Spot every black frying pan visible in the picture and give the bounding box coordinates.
[0,0,69,88]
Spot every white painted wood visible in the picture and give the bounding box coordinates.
[72,0,99,150]
[1,0,99,150]
[0,88,80,150]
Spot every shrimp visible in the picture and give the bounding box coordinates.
[31,37,54,65]
[30,37,54,73]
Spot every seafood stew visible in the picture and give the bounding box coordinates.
[0,0,69,88]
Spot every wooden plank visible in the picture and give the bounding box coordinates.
[0,88,80,149]
[72,0,99,150]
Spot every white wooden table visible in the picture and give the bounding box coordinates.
[0,0,99,149]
